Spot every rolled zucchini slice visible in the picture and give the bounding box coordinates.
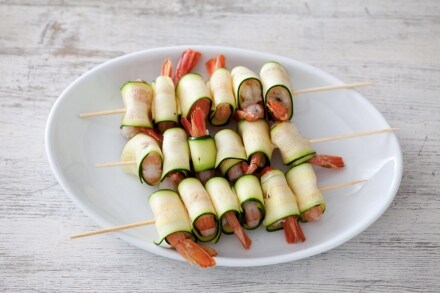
[234,174,265,230]
[231,66,264,112]
[178,178,221,243]
[120,81,154,128]
[270,121,315,166]
[285,163,325,222]
[214,129,247,175]
[208,68,236,126]
[237,119,275,163]
[188,135,217,172]
[260,61,294,121]
[120,133,163,185]
[161,128,191,180]
[176,73,212,119]
[152,76,178,126]
[148,189,193,245]
[260,169,300,231]
[205,177,242,234]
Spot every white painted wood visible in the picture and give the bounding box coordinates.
[1,0,439,292]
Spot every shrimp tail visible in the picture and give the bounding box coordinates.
[283,216,306,244]
[205,54,226,76]
[167,233,216,268]
[308,155,345,168]
[173,49,202,86]
[139,128,163,143]
[266,100,289,122]
[224,211,252,249]
[161,58,173,78]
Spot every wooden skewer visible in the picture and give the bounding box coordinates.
[78,82,371,118]
[79,108,126,118]
[308,128,398,144]
[293,81,372,95]
[70,219,156,239]
[69,179,367,239]
[96,160,136,168]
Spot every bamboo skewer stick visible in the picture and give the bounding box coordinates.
[293,81,372,95]
[308,128,398,144]
[69,179,367,239]
[79,108,126,118]
[95,160,136,168]
[78,82,371,118]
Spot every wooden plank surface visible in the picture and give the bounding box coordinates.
[1,0,439,292]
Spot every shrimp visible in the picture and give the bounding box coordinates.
[196,169,216,185]
[181,106,208,137]
[223,211,252,249]
[235,103,265,121]
[159,171,185,191]
[243,152,266,175]
[282,216,306,244]
[301,205,323,222]
[166,232,216,268]
[308,154,345,168]
[173,49,202,86]
[141,151,163,185]
[242,201,262,229]
[194,214,218,238]
[266,99,289,122]
[226,162,247,182]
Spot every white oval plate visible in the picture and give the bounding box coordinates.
[45,46,402,267]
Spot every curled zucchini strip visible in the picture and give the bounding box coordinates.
[178,178,221,243]
[205,177,242,234]
[237,119,275,163]
[148,189,193,245]
[231,66,264,110]
[120,133,163,185]
[234,174,265,230]
[260,61,294,121]
[120,81,154,128]
[208,68,236,126]
[176,73,212,118]
[161,128,191,180]
[285,163,325,222]
[260,169,300,231]
[153,76,178,125]
[270,121,315,166]
[214,129,247,175]
[188,136,217,172]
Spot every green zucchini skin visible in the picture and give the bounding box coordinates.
[148,189,193,245]
[120,81,154,128]
[285,163,326,222]
[188,135,217,172]
[270,121,315,166]
[205,177,243,234]
[234,174,266,230]
[260,169,300,231]
[260,61,294,121]
[177,178,221,243]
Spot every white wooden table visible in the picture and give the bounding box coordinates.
[1,1,439,292]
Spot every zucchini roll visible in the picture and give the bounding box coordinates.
[178,178,221,243]
[285,163,326,222]
[234,174,265,230]
[214,129,247,182]
[206,55,236,126]
[231,66,265,121]
[152,61,179,133]
[176,73,212,121]
[205,177,252,249]
[270,121,315,167]
[148,189,216,268]
[120,80,154,139]
[260,168,305,243]
[237,119,275,174]
[120,133,163,186]
[260,61,294,122]
[160,127,191,190]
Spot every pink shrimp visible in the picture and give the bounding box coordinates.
[243,152,266,175]
[234,103,265,122]
[308,155,345,168]
[242,201,262,229]
[266,99,289,122]
[173,49,202,86]
[223,211,252,249]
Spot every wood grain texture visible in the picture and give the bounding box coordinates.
[1,0,439,292]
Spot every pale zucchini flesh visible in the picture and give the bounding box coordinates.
[237,119,275,162]
[234,174,265,229]
[208,68,236,126]
[231,66,263,110]
[161,128,191,180]
[214,129,247,174]
[120,81,154,128]
[153,76,178,124]
[176,73,212,118]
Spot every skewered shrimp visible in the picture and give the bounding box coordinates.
[173,48,202,86]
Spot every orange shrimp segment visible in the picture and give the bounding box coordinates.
[139,128,163,143]
[244,152,266,174]
[166,232,216,268]
[181,106,207,137]
[267,100,289,122]
[161,58,173,78]
[194,214,218,238]
[235,103,265,122]
[223,211,252,249]
[282,216,306,244]
[141,152,162,185]
[302,205,323,222]
[206,54,226,76]
[308,155,345,168]
[242,201,262,229]
[173,49,202,86]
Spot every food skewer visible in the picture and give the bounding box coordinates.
[94,127,396,168]
[78,81,371,119]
